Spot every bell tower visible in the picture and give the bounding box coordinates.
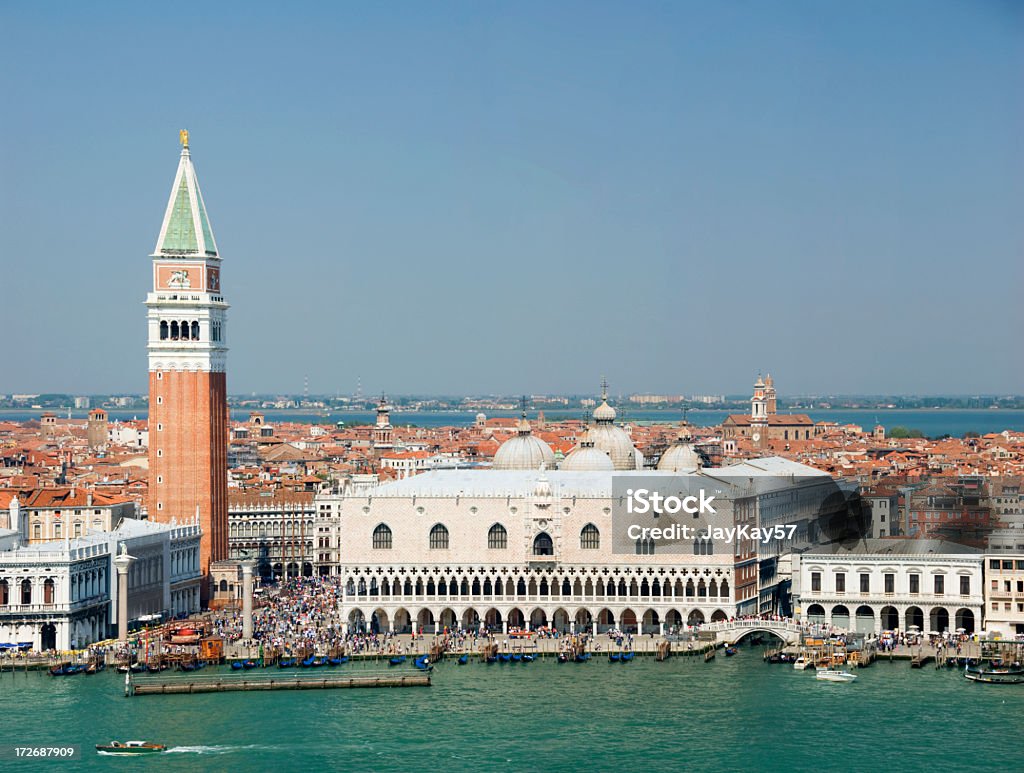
[373,394,394,450]
[750,374,768,449]
[146,131,229,598]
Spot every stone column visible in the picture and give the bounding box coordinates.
[241,560,256,641]
[113,550,136,643]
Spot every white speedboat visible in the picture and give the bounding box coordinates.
[816,668,857,683]
[793,656,811,671]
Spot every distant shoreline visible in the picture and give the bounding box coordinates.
[2,407,1021,438]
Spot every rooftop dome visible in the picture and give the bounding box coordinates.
[561,430,614,472]
[492,415,555,470]
[658,420,700,472]
[592,399,616,423]
[587,381,640,470]
[658,443,701,472]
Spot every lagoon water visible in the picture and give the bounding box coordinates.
[3,408,1022,439]
[2,654,1020,772]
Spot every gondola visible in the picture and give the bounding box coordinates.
[178,661,199,672]
[242,660,258,669]
[49,664,77,676]
[310,657,325,668]
[609,653,621,662]
[230,661,245,670]
[337,656,349,664]
[557,653,568,664]
[388,656,406,666]
[574,653,590,663]
[485,655,498,664]
[129,663,147,674]
[85,661,105,674]
[457,654,469,665]
[327,657,343,666]
[300,656,315,668]
[278,658,296,668]
[511,653,522,662]
[725,647,738,657]
[521,654,535,663]
[621,652,635,662]
[499,653,511,663]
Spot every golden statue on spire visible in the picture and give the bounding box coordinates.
[179,129,189,148]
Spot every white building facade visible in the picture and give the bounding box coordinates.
[0,520,202,650]
[984,554,1024,637]
[793,539,984,635]
[318,460,846,636]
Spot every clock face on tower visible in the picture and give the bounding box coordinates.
[752,432,761,443]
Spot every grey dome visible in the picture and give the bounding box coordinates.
[561,432,615,472]
[492,416,555,470]
[658,443,701,472]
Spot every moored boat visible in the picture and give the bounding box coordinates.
[278,658,296,668]
[457,654,468,665]
[793,656,811,671]
[609,653,621,662]
[725,647,738,657]
[621,652,634,662]
[964,671,1024,684]
[388,656,406,666]
[965,665,1024,684]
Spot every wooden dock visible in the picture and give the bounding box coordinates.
[127,671,430,696]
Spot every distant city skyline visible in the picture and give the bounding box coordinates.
[3,2,1022,395]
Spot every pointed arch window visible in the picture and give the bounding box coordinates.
[580,523,600,550]
[487,523,507,549]
[532,532,553,556]
[372,523,392,550]
[429,524,449,550]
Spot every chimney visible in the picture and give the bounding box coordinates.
[87,492,93,507]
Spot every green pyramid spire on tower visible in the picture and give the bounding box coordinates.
[152,131,219,257]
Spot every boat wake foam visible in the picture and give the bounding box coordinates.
[165,744,268,755]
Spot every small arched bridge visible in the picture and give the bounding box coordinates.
[698,619,807,646]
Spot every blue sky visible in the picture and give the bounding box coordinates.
[2,1,1021,396]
